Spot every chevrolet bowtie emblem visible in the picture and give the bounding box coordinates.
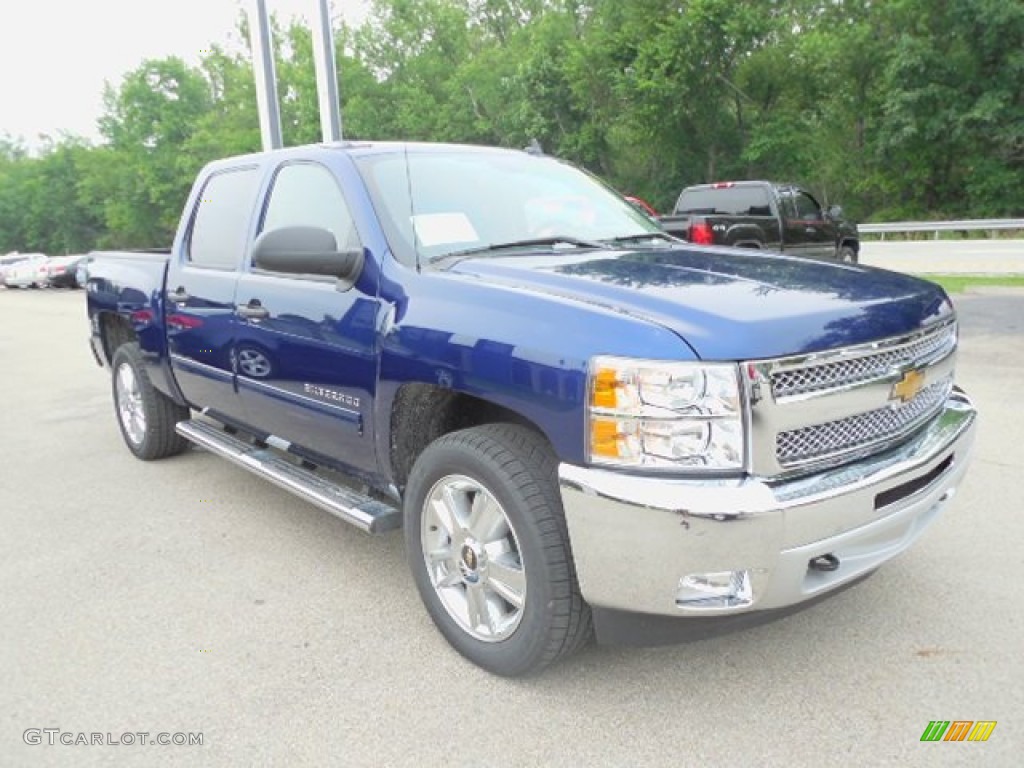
[891,368,925,404]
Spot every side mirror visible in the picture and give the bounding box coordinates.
[827,205,844,220]
[253,226,363,288]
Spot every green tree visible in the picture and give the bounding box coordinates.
[0,136,102,254]
[873,0,1024,218]
[96,57,213,246]
[188,42,262,160]
[2,0,1021,250]
[0,137,33,252]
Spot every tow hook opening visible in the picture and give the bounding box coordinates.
[809,553,840,573]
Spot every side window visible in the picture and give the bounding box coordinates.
[677,187,772,216]
[259,163,361,258]
[780,191,798,220]
[735,188,772,216]
[794,191,822,221]
[189,167,261,269]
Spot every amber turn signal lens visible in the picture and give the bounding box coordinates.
[590,418,620,458]
[592,367,619,409]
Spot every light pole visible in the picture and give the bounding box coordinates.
[247,0,343,150]
[248,0,283,151]
[312,0,343,142]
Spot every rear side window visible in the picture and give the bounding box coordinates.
[188,167,261,269]
[675,186,773,216]
[259,162,361,253]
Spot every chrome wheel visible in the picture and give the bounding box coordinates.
[115,363,146,445]
[421,474,527,642]
[236,347,272,378]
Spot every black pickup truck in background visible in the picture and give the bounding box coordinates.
[659,181,860,263]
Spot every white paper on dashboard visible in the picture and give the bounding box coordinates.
[411,213,480,247]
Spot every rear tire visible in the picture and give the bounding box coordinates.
[404,423,592,676]
[838,245,858,264]
[111,342,190,460]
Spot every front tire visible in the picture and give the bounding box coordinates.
[404,424,591,676]
[111,342,190,460]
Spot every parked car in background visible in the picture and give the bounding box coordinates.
[659,181,860,262]
[2,254,49,288]
[45,255,88,288]
[623,195,659,218]
[35,260,52,288]
[75,255,93,288]
[0,253,28,286]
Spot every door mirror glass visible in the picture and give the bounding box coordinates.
[827,205,844,220]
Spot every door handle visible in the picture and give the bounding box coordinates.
[167,286,190,303]
[237,300,269,320]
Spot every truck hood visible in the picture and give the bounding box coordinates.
[446,246,952,360]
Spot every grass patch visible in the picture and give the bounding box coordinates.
[915,274,1024,293]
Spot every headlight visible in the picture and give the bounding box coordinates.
[588,357,745,470]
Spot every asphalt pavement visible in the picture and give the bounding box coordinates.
[1,286,1021,767]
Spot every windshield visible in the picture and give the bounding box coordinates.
[354,148,662,265]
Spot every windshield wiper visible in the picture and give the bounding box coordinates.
[601,231,683,247]
[431,236,606,262]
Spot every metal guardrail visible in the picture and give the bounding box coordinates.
[860,219,1024,239]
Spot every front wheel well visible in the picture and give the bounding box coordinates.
[388,383,550,492]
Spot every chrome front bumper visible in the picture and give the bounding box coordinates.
[559,390,976,618]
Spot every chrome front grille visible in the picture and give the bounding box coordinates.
[771,321,956,399]
[776,375,953,467]
[748,316,959,476]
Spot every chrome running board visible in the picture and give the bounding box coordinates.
[176,419,401,534]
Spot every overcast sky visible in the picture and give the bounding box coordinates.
[0,0,368,147]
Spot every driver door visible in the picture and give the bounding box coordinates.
[233,160,381,475]
[790,190,835,260]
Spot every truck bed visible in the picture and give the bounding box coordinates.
[86,249,173,384]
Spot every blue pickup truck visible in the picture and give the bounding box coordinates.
[87,142,977,676]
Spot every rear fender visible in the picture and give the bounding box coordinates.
[87,254,187,406]
[723,222,768,248]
